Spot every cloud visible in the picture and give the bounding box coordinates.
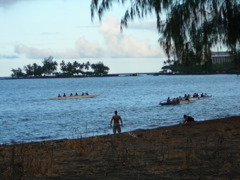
[15,45,54,58]
[0,0,23,8]
[128,22,157,31]
[73,38,105,58]
[14,16,164,59]
[99,16,164,58]
[0,54,18,59]
[14,39,105,59]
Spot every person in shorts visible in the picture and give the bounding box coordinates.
[110,111,123,134]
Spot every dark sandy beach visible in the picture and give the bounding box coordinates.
[1,116,240,179]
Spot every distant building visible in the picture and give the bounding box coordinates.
[211,51,232,64]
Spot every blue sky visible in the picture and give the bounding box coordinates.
[0,0,167,76]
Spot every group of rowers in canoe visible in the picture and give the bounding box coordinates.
[167,93,208,103]
[57,92,89,97]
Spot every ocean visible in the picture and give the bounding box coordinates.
[0,74,239,144]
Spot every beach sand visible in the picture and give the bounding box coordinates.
[1,116,240,179]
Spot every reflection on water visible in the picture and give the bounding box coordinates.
[0,74,239,144]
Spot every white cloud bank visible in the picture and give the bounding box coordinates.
[14,16,165,59]
[100,16,162,58]
[15,38,104,59]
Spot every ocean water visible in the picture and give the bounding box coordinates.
[0,74,239,144]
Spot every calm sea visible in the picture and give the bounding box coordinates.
[0,74,239,144]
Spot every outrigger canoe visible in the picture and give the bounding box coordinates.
[199,95,212,99]
[184,95,212,101]
[159,99,196,106]
[49,94,99,100]
[160,94,211,106]
[159,101,180,106]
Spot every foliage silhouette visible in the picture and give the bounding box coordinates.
[91,0,240,71]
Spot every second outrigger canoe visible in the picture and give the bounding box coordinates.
[159,99,196,106]
[49,94,99,100]
[199,95,212,99]
[184,95,212,101]
[160,95,211,106]
[160,101,180,106]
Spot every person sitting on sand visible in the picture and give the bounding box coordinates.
[63,93,66,97]
[81,92,85,96]
[70,93,73,96]
[110,111,123,134]
[182,114,195,124]
[75,92,78,96]
[58,94,61,97]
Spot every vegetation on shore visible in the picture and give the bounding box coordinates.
[11,56,110,78]
[161,59,239,74]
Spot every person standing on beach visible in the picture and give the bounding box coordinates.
[110,111,123,134]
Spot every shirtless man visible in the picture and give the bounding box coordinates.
[110,111,123,134]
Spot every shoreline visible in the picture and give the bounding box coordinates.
[0,72,239,80]
[0,114,237,146]
[1,116,240,179]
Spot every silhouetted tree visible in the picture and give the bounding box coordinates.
[60,60,67,73]
[24,64,34,76]
[59,61,83,76]
[32,63,43,77]
[73,61,84,75]
[91,62,109,76]
[42,56,58,75]
[11,68,25,78]
[84,61,91,70]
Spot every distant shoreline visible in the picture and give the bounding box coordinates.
[0,72,239,80]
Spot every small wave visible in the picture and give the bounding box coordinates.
[21,118,32,122]
[35,136,54,140]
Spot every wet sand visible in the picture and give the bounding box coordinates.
[1,116,240,179]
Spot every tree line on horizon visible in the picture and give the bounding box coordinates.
[11,56,110,78]
[161,58,238,74]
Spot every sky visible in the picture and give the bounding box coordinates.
[0,0,167,77]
